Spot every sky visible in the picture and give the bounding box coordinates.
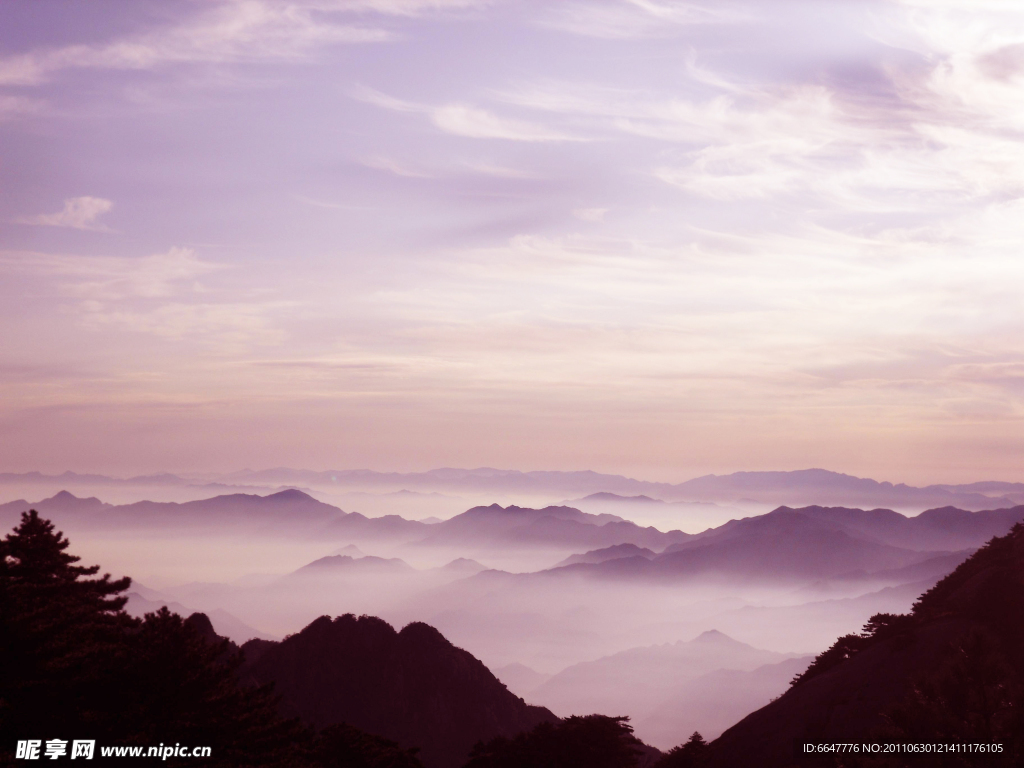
[1,0,1023,484]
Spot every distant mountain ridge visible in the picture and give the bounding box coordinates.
[5,467,1024,511]
[0,488,341,529]
[0,491,692,552]
[416,503,690,550]
[219,467,1024,510]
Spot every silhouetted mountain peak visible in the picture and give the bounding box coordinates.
[397,620,449,645]
[244,613,555,768]
[184,612,220,644]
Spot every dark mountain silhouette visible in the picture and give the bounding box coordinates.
[241,613,557,768]
[706,523,1024,767]
[554,543,657,568]
[416,504,690,550]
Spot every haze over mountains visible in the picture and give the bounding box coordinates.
[3,469,1024,763]
[521,629,812,749]
[4,467,1024,519]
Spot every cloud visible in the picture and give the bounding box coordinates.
[540,0,748,39]
[349,84,423,112]
[2,247,289,348]
[2,247,221,300]
[353,84,587,142]
[0,0,394,86]
[431,104,584,141]
[78,301,289,345]
[19,197,115,231]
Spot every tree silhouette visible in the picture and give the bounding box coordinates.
[0,510,135,741]
[0,510,425,768]
[653,732,708,768]
[463,715,645,768]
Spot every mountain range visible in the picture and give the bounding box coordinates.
[545,503,1024,584]
[414,503,690,551]
[5,467,1024,512]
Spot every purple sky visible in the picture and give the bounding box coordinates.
[2,0,1023,483]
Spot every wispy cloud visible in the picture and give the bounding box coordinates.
[540,0,748,40]
[0,1,394,86]
[1,247,286,347]
[361,155,433,177]
[353,84,588,141]
[18,197,115,231]
[430,104,585,142]
[4,247,221,300]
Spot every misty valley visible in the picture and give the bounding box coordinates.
[3,468,1023,767]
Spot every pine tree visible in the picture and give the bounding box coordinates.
[0,510,135,740]
[653,732,708,768]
